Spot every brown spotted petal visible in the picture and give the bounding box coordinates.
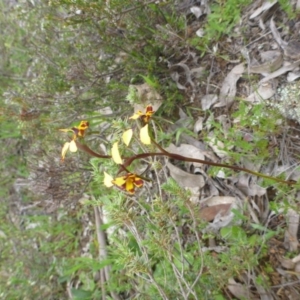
[112,173,143,194]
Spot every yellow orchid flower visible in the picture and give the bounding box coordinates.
[73,120,89,137]
[129,105,154,123]
[59,120,89,161]
[104,172,144,194]
[59,120,89,140]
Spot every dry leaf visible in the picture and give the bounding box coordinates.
[249,51,282,74]
[236,174,266,197]
[170,62,197,101]
[284,208,299,252]
[287,70,300,82]
[228,278,256,299]
[247,81,277,103]
[201,94,218,110]
[215,63,244,107]
[188,186,201,204]
[166,143,205,168]
[196,28,204,37]
[190,6,202,18]
[270,17,287,50]
[190,66,205,78]
[206,133,229,158]
[200,196,236,206]
[249,1,278,19]
[171,72,186,90]
[167,162,205,188]
[260,61,300,83]
[131,83,162,112]
[194,117,204,133]
[280,257,295,269]
[98,106,113,115]
[199,204,232,222]
[254,283,274,300]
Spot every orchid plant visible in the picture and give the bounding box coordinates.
[59,106,295,194]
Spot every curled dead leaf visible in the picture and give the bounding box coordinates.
[228,278,256,300]
[284,208,299,252]
[215,63,244,108]
[166,162,205,188]
[166,143,205,168]
[249,1,278,19]
[249,51,283,74]
[247,81,277,103]
[201,94,218,110]
[131,83,162,113]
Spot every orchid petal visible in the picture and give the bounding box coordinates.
[113,176,127,187]
[69,140,78,152]
[125,181,135,193]
[133,177,143,188]
[78,120,89,130]
[122,129,133,146]
[104,172,114,187]
[140,124,151,145]
[111,142,123,164]
[129,111,143,120]
[59,128,73,133]
[61,142,70,161]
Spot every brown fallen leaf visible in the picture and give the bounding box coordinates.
[166,162,205,188]
[199,203,232,222]
[215,63,244,108]
[247,81,277,103]
[166,143,205,168]
[249,51,282,74]
[228,278,256,300]
[249,1,278,19]
[131,83,162,112]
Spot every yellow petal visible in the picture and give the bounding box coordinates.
[78,120,89,130]
[140,124,151,145]
[111,142,123,164]
[59,128,72,133]
[61,142,70,161]
[103,172,114,187]
[125,177,135,194]
[69,140,78,152]
[122,129,133,146]
[112,176,126,187]
[129,111,142,120]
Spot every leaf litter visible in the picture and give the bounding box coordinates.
[161,0,300,297]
